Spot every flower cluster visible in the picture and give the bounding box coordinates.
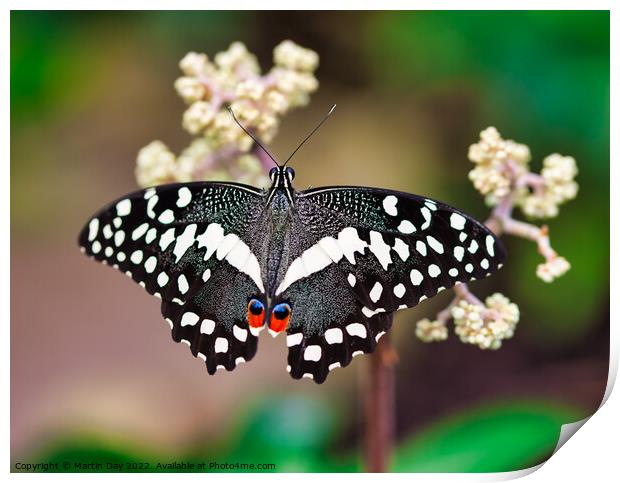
[136,40,319,188]
[468,127,578,218]
[520,154,579,218]
[415,319,448,343]
[416,127,577,347]
[536,255,571,283]
[451,293,520,350]
[176,40,318,147]
[468,127,531,206]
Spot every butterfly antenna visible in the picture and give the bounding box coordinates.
[227,106,279,167]
[283,104,336,167]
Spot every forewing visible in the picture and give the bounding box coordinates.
[277,186,505,382]
[78,181,267,372]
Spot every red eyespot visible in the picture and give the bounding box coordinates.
[247,299,265,328]
[269,303,292,333]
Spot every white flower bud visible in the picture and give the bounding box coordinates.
[174,76,206,103]
[182,101,214,135]
[274,40,319,72]
[214,41,260,74]
[179,52,208,76]
[536,256,571,282]
[415,319,448,342]
[235,79,265,101]
[135,141,176,187]
[452,294,519,350]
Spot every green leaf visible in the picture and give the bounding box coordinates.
[392,400,582,472]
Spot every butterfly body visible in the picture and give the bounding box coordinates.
[79,166,505,383]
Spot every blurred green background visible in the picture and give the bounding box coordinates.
[11,11,609,472]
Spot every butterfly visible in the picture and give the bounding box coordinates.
[78,109,505,383]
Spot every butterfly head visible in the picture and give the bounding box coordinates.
[269,166,296,189]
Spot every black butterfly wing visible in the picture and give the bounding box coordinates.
[78,181,267,373]
[277,186,505,382]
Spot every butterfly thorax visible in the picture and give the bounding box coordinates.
[264,189,295,299]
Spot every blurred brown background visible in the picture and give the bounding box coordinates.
[11,11,609,471]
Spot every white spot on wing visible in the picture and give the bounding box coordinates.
[276,258,307,295]
[158,209,175,224]
[145,227,157,244]
[324,328,343,344]
[428,264,441,278]
[216,233,240,260]
[302,244,332,274]
[91,241,101,254]
[201,319,215,334]
[304,345,322,361]
[159,228,176,251]
[454,246,465,262]
[178,274,189,294]
[215,337,228,353]
[392,238,410,261]
[114,230,125,247]
[337,227,368,264]
[130,250,143,264]
[181,312,199,326]
[416,240,427,256]
[147,195,158,219]
[382,195,398,216]
[318,237,344,262]
[410,269,424,286]
[369,231,392,270]
[421,207,432,230]
[287,333,303,347]
[369,282,383,303]
[397,220,416,234]
[233,325,248,342]
[450,213,466,230]
[202,268,211,282]
[425,199,438,211]
[347,273,356,287]
[468,239,479,254]
[449,268,459,277]
[144,256,157,273]
[173,224,197,262]
[486,235,495,257]
[196,223,224,261]
[393,283,406,298]
[131,223,149,241]
[362,306,386,318]
[157,272,169,286]
[481,258,489,269]
[116,199,131,217]
[176,187,192,208]
[426,235,444,254]
[346,323,367,338]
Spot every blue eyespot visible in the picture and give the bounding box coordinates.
[248,298,264,316]
[272,303,292,320]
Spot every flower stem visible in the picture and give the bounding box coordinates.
[365,328,397,472]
